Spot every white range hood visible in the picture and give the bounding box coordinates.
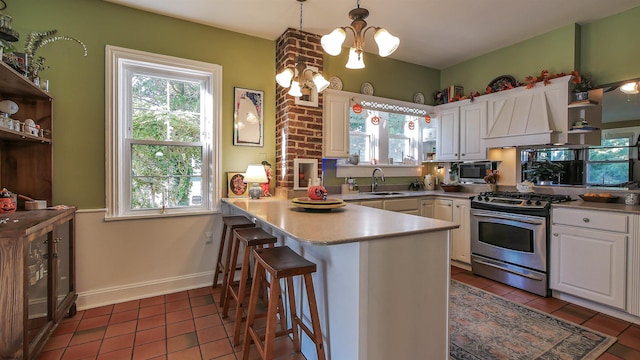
[482,75,601,147]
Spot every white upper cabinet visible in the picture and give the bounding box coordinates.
[459,102,487,160]
[436,101,487,161]
[323,90,351,158]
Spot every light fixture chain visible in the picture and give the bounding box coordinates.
[299,0,303,31]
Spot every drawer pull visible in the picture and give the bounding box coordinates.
[582,218,590,223]
[553,233,558,237]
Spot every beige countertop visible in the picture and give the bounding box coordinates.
[221,197,458,246]
[552,200,640,214]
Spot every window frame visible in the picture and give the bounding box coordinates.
[585,133,633,186]
[349,108,420,164]
[106,46,222,220]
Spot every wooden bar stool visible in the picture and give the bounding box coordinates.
[222,227,278,346]
[213,215,255,307]
[242,246,326,360]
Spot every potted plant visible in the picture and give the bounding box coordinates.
[23,30,87,82]
[523,160,565,185]
[570,71,594,101]
[483,170,499,192]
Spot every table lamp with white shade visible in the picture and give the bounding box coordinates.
[244,164,268,199]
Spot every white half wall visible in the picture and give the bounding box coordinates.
[75,209,222,310]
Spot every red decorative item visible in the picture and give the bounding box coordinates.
[0,188,16,213]
[307,186,328,200]
[371,116,380,125]
[424,115,431,124]
[352,104,362,114]
[408,121,415,130]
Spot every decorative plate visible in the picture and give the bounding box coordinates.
[361,82,374,96]
[487,75,518,92]
[328,76,343,90]
[413,92,425,104]
[291,197,346,212]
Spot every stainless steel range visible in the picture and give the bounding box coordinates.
[470,191,573,297]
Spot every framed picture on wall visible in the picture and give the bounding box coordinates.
[227,172,248,197]
[233,87,264,147]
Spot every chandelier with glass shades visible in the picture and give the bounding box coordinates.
[321,0,399,69]
[276,0,330,97]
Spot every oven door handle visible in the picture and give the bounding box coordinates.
[471,209,545,225]
[474,258,545,281]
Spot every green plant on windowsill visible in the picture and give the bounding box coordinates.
[523,160,565,185]
[24,29,87,81]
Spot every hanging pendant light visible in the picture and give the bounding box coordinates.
[620,81,639,95]
[275,0,330,97]
[321,0,399,69]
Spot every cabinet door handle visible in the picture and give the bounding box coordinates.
[456,205,460,208]
[553,233,558,236]
[461,153,465,156]
[582,218,590,223]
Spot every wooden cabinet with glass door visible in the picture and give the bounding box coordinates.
[0,208,77,359]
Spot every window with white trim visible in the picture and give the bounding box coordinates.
[349,108,419,164]
[106,46,221,219]
[586,134,632,186]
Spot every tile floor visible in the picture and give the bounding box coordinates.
[37,266,640,360]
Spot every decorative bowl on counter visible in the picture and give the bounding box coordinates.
[440,184,462,192]
[579,194,619,203]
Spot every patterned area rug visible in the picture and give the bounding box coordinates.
[449,280,616,360]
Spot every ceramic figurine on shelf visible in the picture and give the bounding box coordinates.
[260,160,272,197]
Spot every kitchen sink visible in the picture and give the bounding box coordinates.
[368,192,405,196]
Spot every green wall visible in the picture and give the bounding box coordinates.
[440,24,578,94]
[7,0,276,209]
[580,6,640,85]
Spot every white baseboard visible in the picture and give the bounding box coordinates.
[76,271,214,310]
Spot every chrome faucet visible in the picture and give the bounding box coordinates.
[372,167,386,192]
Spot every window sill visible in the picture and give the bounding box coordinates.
[105,209,219,222]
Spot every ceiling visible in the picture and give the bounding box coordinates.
[105,0,640,69]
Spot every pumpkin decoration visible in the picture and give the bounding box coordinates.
[307,185,328,201]
[0,188,17,213]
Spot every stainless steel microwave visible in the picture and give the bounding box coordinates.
[459,162,497,183]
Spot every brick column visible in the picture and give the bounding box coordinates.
[275,28,324,191]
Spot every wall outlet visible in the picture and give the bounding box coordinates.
[205,231,213,244]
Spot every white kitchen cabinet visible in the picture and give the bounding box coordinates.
[422,197,470,265]
[323,90,350,158]
[436,107,459,161]
[551,208,628,309]
[384,198,420,215]
[436,102,487,161]
[451,199,471,264]
[357,200,384,209]
[420,199,434,218]
[433,198,453,221]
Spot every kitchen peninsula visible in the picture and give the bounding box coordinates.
[221,198,457,360]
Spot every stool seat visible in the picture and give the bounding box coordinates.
[213,216,255,307]
[234,227,280,247]
[254,246,316,278]
[242,246,326,360]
